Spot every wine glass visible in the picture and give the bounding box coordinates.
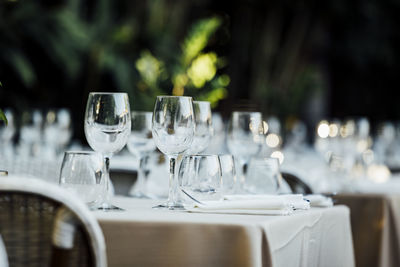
[152,96,195,209]
[84,92,131,210]
[186,101,213,154]
[179,154,222,203]
[127,111,156,198]
[0,108,16,158]
[227,111,264,192]
[59,151,105,209]
[19,109,43,157]
[43,108,72,158]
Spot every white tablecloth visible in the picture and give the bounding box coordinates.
[95,197,355,267]
[334,193,400,267]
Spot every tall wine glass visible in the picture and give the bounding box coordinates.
[187,101,213,154]
[19,109,43,157]
[0,109,16,158]
[152,96,195,209]
[127,111,156,198]
[84,92,131,210]
[227,111,264,192]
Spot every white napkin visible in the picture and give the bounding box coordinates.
[185,194,312,215]
[224,194,310,210]
[186,200,293,215]
[304,194,333,207]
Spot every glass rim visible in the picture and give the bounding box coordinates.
[193,100,211,104]
[217,154,234,157]
[232,111,262,115]
[89,92,128,96]
[183,154,219,159]
[64,150,100,155]
[250,156,280,163]
[156,95,193,99]
[131,110,153,115]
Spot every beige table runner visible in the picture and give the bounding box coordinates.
[95,197,354,267]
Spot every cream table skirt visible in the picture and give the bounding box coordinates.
[334,193,400,267]
[95,197,355,267]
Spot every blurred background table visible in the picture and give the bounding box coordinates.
[95,197,354,267]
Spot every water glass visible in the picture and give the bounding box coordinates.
[59,151,105,209]
[179,154,222,203]
[218,154,237,195]
[246,157,281,194]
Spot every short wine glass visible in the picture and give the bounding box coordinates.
[152,96,195,209]
[227,111,264,192]
[187,101,213,154]
[127,111,156,198]
[84,92,131,210]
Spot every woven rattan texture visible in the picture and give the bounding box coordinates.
[0,192,93,267]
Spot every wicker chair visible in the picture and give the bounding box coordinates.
[0,177,107,267]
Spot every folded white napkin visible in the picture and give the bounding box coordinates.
[304,194,333,207]
[224,194,310,210]
[185,194,313,215]
[186,200,293,215]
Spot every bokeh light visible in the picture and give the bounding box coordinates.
[317,121,330,138]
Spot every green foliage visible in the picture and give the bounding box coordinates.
[0,82,6,125]
[132,16,228,109]
[0,1,229,112]
[181,17,222,66]
[0,0,90,87]
[0,109,7,126]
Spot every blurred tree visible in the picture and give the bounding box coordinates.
[133,16,229,109]
[0,0,229,141]
[2,0,399,142]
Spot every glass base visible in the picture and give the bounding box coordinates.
[152,201,185,210]
[96,203,124,211]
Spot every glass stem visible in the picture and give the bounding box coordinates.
[239,159,248,191]
[137,155,148,194]
[194,156,200,185]
[168,155,178,205]
[103,155,111,205]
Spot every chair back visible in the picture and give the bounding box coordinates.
[281,172,313,194]
[0,235,8,267]
[0,177,107,267]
